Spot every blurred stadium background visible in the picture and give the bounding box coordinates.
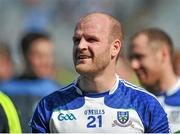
[0,0,179,85]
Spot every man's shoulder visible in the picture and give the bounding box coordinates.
[114,79,161,109]
[41,82,78,103]
[37,82,85,112]
[118,79,156,99]
[105,79,160,111]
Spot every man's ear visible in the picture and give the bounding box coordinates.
[111,39,122,57]
[160,44,170,62]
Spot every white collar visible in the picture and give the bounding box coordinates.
[73,74,119,95]
[166,77,180,96]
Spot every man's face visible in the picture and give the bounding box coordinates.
[0,55,12,80]
[129,34,162,91]
[73,15,112,75]
[28,39,54,78]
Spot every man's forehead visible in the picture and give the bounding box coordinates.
[132,34,149,48]
[133,34,148,43]
[133,34,163,52]
[81,13,110,23]
[75,15,110,34]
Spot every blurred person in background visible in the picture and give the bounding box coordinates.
[116,52,140,86]
[0,42,21,133]
[0,41,13,82]
[30,12,169,133]
[173,50,180,76]
[0,31,61,132]
[19,31,56,79]
[128,28,180,133]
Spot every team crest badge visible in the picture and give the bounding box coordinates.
[112,111,133,127]
[117,111,129,124]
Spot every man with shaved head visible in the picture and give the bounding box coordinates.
[30,12,170,133]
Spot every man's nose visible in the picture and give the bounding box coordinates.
[78,38,88,50]
[131,59,140,70]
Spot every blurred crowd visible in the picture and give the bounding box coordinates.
[0,31,62,132]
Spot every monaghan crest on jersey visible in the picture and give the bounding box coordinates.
[117,111,129,124]
[112,111,133,128]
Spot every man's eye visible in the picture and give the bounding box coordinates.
[128,55,133,61]
[73,38,80,45]
[87,38,97,43]
[128,54,142,61]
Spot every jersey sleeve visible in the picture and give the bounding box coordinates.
[29,99,51,133]
[145,98,170,133]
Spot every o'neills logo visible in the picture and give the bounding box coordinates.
[112,111,133,127]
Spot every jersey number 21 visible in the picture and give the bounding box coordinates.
[87,115,102,128]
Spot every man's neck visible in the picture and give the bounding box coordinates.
[77,73,117,93]
[160,67,178,92]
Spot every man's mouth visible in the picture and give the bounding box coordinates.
[77,55,91,60]
[136,70,146,79]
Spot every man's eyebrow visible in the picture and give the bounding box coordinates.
[72,35,80,40]
[84,33,99,39]
[73,33,97,38]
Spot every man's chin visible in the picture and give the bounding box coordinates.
[141,83,159,94]
[75,67,89,74]
[75,66,96,75]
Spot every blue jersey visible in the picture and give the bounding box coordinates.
[30,76,170,133]
[157,78,180,132]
